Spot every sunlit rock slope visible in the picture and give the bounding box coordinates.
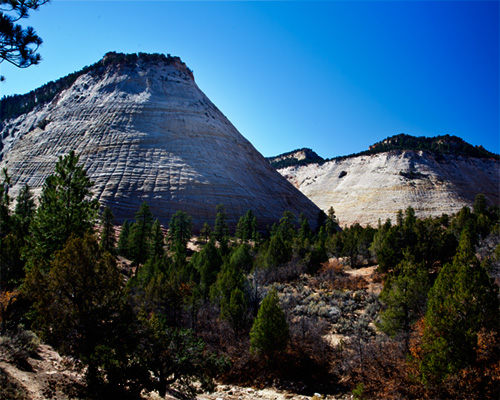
[277,147,499,227]
[0,52,320,229]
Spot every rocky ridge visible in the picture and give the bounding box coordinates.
[277,149,499,227]
[0,52,320,229]
[267,148,324,169]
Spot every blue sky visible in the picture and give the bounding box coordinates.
[1,0,498,158]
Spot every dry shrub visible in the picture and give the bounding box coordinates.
[337,336,424,400]
[0,289,19,330]
[313,261,368,291]
[256,259,307,285]
[0,327,39,372]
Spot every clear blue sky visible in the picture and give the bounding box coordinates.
[1,0,498,158]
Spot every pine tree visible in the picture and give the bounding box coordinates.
[224,287,248,335]
[200,222,211,243]
[117,220,131,257]
[167,210,193,267]
[100,206,116,253]
[213,204,229,244]
[378,255,429,350]
[229,243,253,273]
[419,230,500,384]
[128,202,154,265]
[30,151,99,262]
[263,234,291,269]
[0,0,48,81]
[298,212,312,243]
[0,233,24,290]
[0,168,11,238]
[150,219,165,260]
[213,258,248,334]
[250,287,289,359]
[195,240,222,300]
[277,211,296,243]
[325,206,339,235]
[13,183,35,239]
[25,233,125,382]
[236,209,257,242]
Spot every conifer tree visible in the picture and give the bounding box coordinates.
[264,234,291,269]
[325,206,339,235]
[229,243,253,273]
[0,168,11,238]
[378,255,429,350]
[193,240,222,300]
[250,287,289,359]
[117,220,131,257]
[0,0,48,80]
[100,206,116,253]
[213,204,229,244]
[212,258,248,334]
[200,222,211,243]
[167,210,193,267]
[277,210,296,243]
[224,287,248,335]
[30,151,99,262]
[128,202,154,265]
[13,183,35,239]
[25,233,125,383]
[236,209,257,242]
[298,212,312,243]
[150,219,165,260]
[419,230,500,384]
[0,233,24,289]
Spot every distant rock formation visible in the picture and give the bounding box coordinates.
[266,148,324,169]
[0,52,320,230]
[275,141,499,227]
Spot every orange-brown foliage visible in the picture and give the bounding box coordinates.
[0,289,19,328]
[313,261,368,291]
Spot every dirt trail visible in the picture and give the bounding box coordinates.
[344,265,382,295]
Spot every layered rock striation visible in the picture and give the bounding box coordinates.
[278,149,499,227]
[0,52,320,229]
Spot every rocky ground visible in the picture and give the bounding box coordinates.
[0,343,84,400]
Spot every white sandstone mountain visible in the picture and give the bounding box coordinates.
[271,138,499,227]
[0,52,320,229]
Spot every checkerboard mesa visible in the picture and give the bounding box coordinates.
[0,52,320,230]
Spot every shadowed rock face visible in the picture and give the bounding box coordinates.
[278,150,499,227]
[0,53,320,230]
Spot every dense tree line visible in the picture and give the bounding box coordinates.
[0,152,499,399]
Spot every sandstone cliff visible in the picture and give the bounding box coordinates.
[0,52,320,229]
[277,149,499,227]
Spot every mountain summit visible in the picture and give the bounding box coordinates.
[0,52,320,229]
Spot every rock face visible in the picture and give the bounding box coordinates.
[0,53,320,229]
[278,150,499,227]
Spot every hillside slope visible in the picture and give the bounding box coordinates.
[0,52,320,229]
[278,148,499,226]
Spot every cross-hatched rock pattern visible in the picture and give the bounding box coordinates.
[0,53,320,229]
[278,150,499,227]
